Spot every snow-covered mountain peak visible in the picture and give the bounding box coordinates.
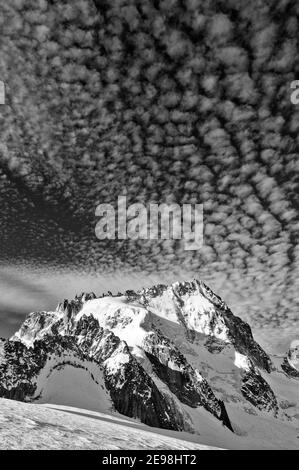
[76,296,150,349]
[12,310,63,347]
[12,278,273,372]
[281,339,299,378]
[2,278,298,445]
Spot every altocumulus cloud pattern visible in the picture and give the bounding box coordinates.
[0,0,298,334]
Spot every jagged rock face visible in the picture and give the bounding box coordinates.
[103,343,183,430]
[0,335,86,400]
[74,316,189,430]
[58,293,97,319]
[0,280,291,435]
[241,370,279,414]
[221,314,272,372]
[281,358,299,378]
[141,328,233,431]
[0,338,37,400]
[12,311,61,345]
[0,328,186,431]
[281,340,299,378]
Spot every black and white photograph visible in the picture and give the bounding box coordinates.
[0,0,298,454]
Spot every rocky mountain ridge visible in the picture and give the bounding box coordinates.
[1,279,298,436]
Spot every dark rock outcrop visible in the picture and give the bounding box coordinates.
[281,358,299,379]
[241,370,279,414]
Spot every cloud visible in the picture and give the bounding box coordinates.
[0,0,298,337]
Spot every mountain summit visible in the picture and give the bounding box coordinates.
[0,279,298,446]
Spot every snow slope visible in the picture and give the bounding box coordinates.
[0,398,221,450]
[0,396,298,450]
[35,365,112,413]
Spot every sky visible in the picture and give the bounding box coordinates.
[0,0,298,346]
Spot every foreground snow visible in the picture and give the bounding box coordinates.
[0,398,220,450]
[1,396,298,450]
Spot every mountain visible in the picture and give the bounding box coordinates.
[281,340,299,379]
[0,279,298,449]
